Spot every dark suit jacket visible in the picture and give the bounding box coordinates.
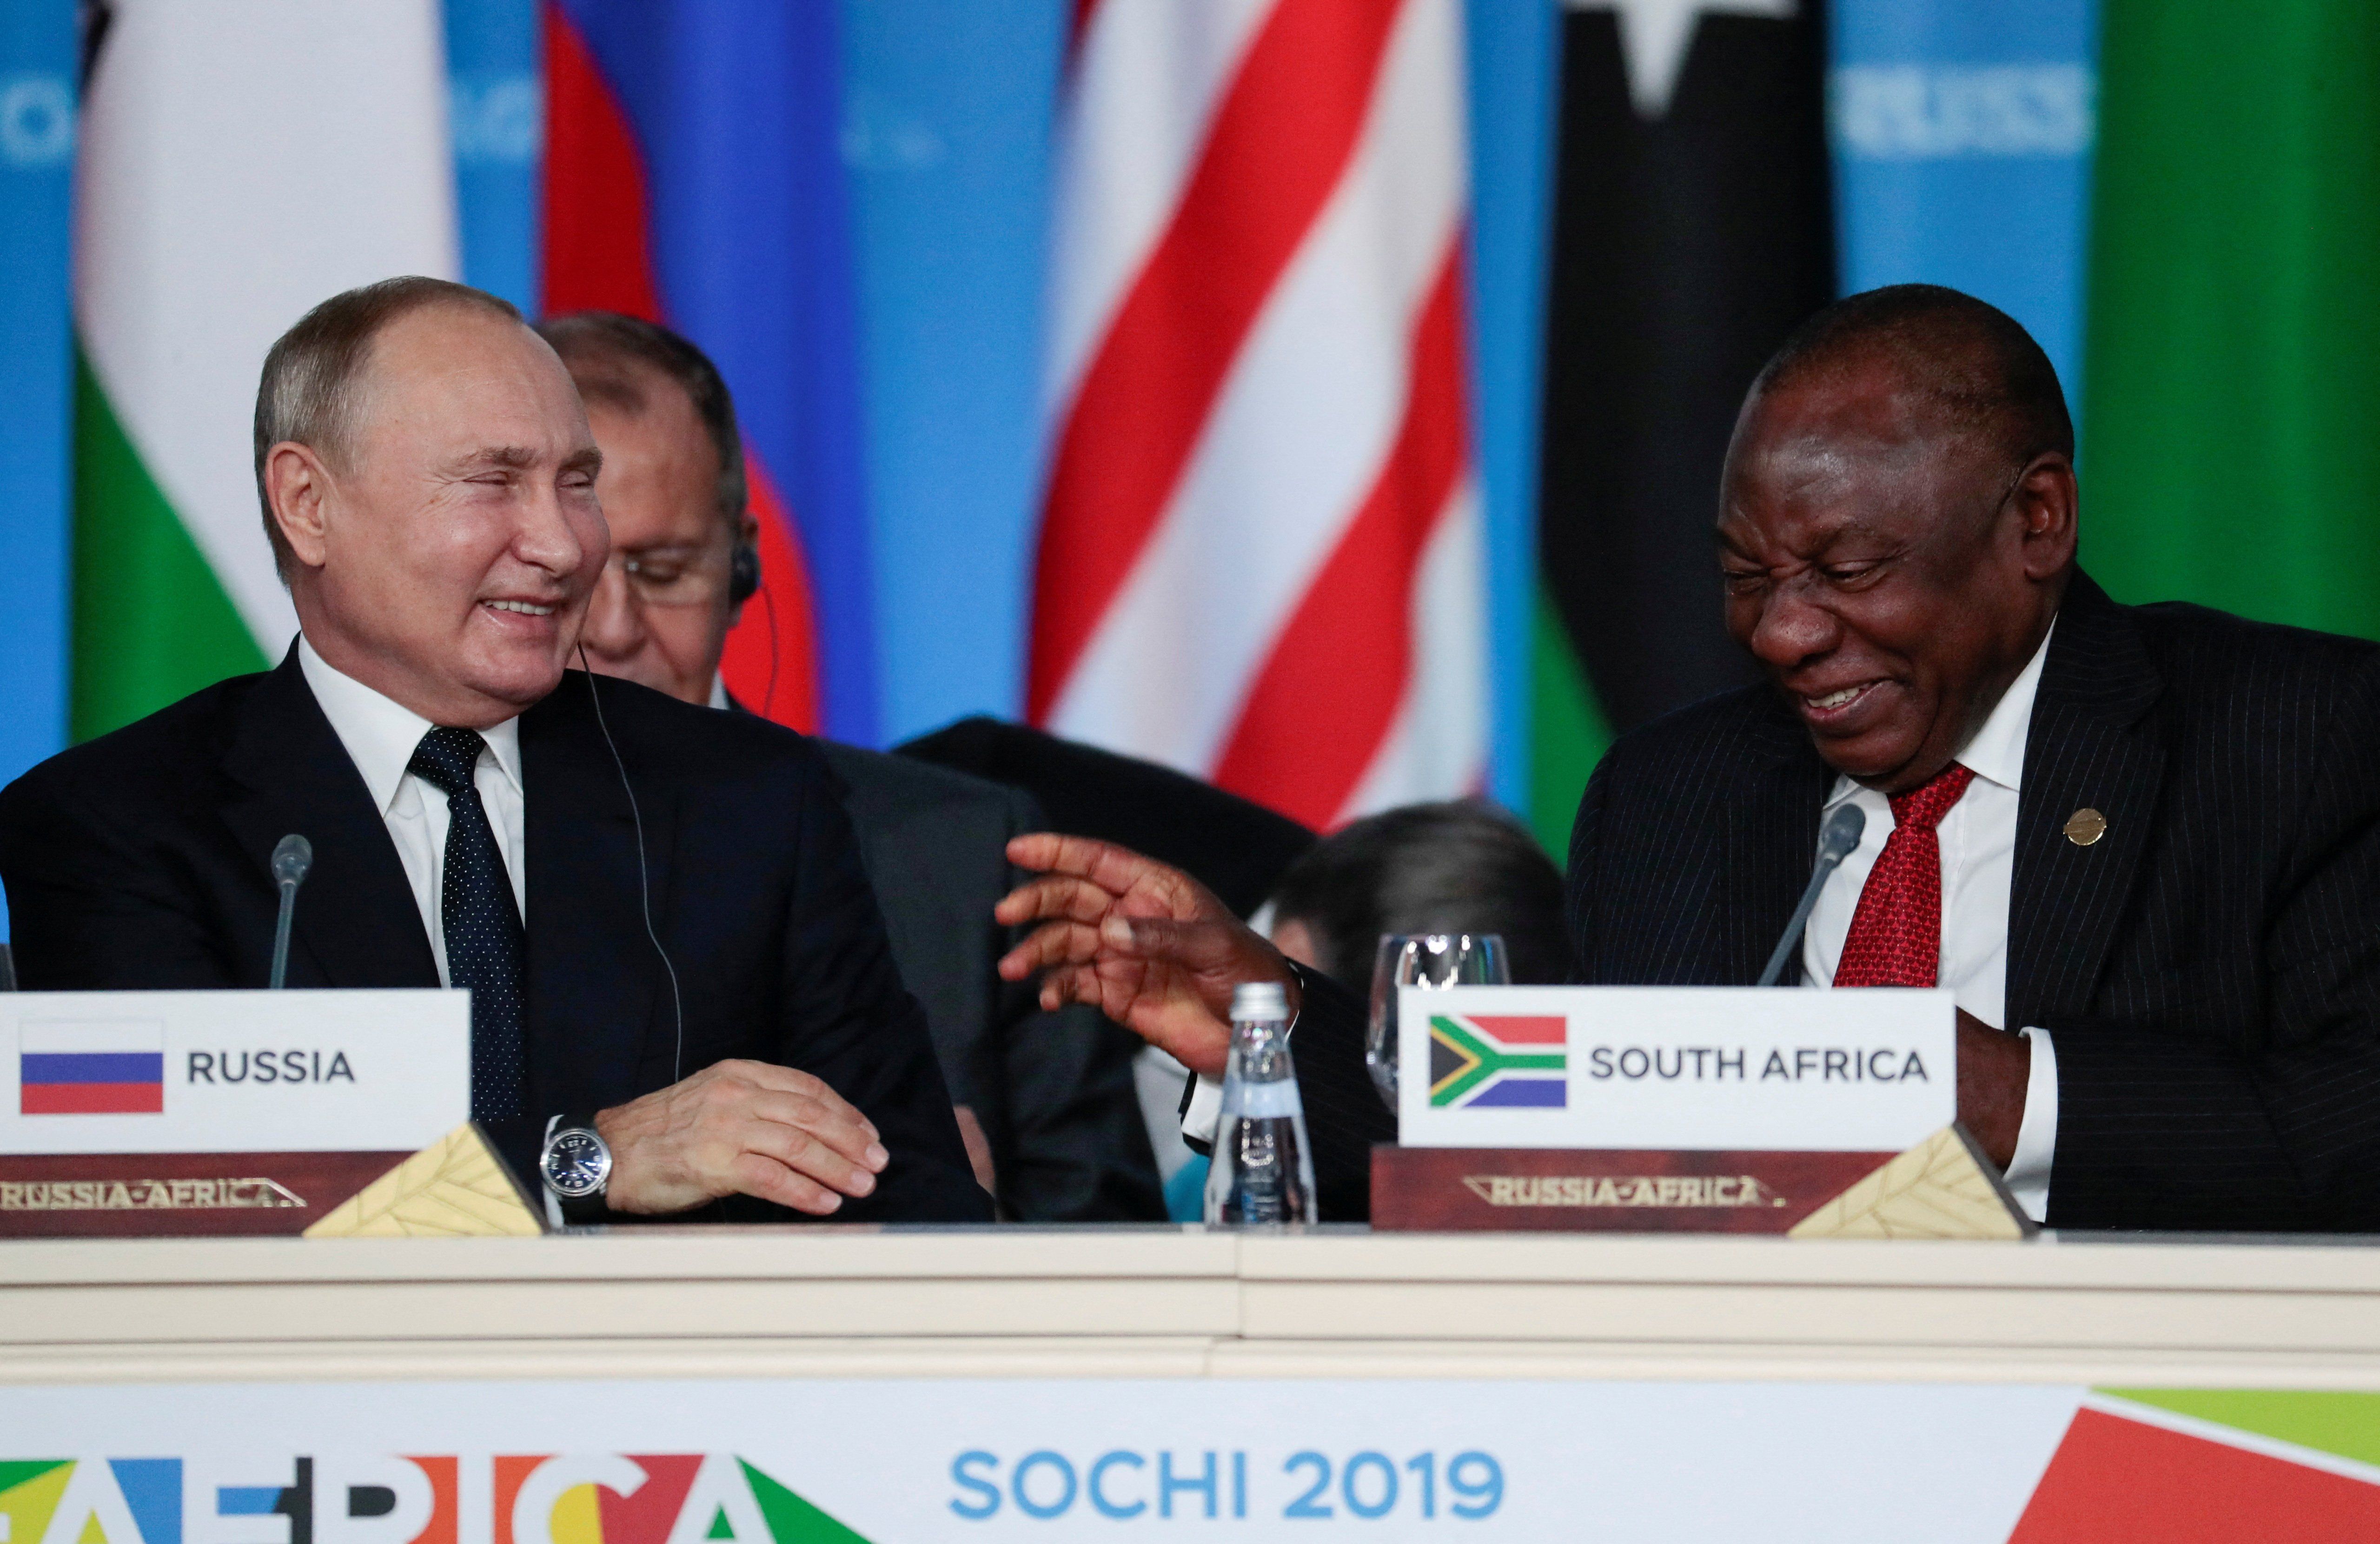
[1293,574,2380,1231]
[898,716,1317,919]
[815,741,1163,1220]
[0,649,989,1224]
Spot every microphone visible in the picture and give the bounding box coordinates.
[269,834,312,991]
[1756,803,1866,987]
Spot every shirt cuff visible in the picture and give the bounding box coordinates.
[540,1113,564,1230]
[2001,1027,2058,1223]
[1182,1074,1224,1145]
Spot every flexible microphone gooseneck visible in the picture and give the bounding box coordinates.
[1757,802,1867,988]
[578,648,687,1084]
[268,833,313,990]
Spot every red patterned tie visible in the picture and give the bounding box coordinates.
[1832,762,1976,988]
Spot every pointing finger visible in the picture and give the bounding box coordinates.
[998,919,1104,981]
[1006,833,1180,897]
[994,872,1124,928]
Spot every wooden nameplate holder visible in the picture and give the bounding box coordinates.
[0,1123,545,1239]
[1371,1123,2034,1239]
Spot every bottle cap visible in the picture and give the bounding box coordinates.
[1231,980,1290,1022]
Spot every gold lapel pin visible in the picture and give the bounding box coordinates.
[2063,807,2108,847]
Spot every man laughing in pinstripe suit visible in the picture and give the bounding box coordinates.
[1002,285,2380,1233]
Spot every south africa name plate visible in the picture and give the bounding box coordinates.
[1373,986,2029,1239]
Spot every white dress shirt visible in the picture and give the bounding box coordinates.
[1802,624,2061,1221]
[298,638,528,986]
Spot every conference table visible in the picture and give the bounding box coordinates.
[7,1227,2380,1540]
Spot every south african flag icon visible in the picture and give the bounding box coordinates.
[1428,1014,1568,1108]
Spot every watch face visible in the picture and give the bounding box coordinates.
[544,1128,610,1198]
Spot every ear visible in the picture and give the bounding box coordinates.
[263,441,337,572]
[2010,451,2078,581]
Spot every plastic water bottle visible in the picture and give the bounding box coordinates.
[1204,980,1319,1226]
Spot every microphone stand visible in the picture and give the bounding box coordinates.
[269,834,313,990]
[1757,803,1866,987]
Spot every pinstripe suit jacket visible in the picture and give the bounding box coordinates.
[1294,573,2380,1231]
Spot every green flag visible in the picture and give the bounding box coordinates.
[71,2,457,741]
[2082,0,2380,637]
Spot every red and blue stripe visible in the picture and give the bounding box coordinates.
[542,0,876,742]
[20,1050,164,1114]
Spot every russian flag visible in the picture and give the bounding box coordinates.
[541,0,876,741]
[20,1023,165,1115]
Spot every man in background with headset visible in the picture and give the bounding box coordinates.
[0,277,989,1226]
[537,311,1163,1221]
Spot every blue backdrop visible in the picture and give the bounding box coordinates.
[1830,0,2099,396]
[0,7,74,801]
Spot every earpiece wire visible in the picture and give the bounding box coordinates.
[578,646,687,1085]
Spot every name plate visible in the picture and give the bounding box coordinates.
[0,989,469,1154]
[1396,985,1954,1152]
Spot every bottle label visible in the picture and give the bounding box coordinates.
[1226,1080,1305,1119]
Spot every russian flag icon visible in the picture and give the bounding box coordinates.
[19,1021,165,1115]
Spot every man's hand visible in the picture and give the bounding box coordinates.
[1955,1009,2030,1170]
[595,1059,890,1216]
[995,833,1295,1079]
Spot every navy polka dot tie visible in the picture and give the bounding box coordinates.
[408,726,526,1122]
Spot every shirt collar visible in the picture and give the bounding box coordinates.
[1955,616,2054,793]
[708,673,731,710]
[1820,617,2056,808]
[298,636,524,815]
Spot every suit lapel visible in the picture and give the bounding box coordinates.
[2007,573,2167,1029]
[219,648,439,988]
[521,671,667,1115]
[1724,693,1834,984]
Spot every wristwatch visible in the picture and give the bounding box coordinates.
[539,1114,612,1224]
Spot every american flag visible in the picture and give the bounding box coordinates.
[1029,0,1488,830]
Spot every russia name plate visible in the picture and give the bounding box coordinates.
[0,989,534,1237]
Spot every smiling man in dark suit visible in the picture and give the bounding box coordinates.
[0,276,988,1225]
[1000,285,2380,1232]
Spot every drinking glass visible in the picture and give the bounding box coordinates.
[1366,933,1510,1109]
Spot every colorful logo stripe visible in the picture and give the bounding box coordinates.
[0,1454,870,1544]
[1429,1015,1567,1108]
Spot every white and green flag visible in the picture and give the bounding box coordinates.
[72,0,457,739]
